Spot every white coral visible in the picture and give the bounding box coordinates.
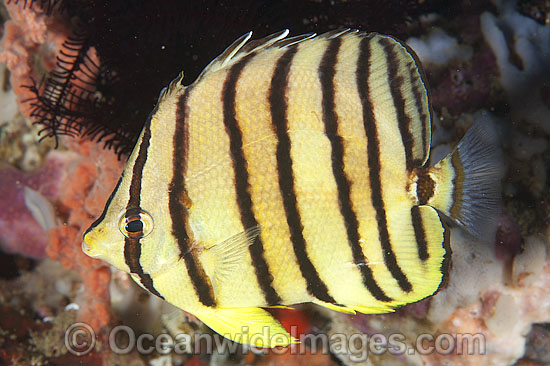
[407,27,473,66]
[481,0,550,133]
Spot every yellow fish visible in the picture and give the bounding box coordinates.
[82,29,501,347]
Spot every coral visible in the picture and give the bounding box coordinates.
[325,228,550,366]
[407,18,501,116]
[0,59,56,171]
[407,28,473,66]
[523,324,550,364]
[0,1,71,118]
[0,123,125,332]
[0,150,71,258]
[481,0,550,133]
[3,0,471,155]
[271,307,312,341]
[1,0,550,365]
[46,136,124,331]
[0,260,103,365]
[0,140,122,329]
[0,63,18,126]
[255,348,333,366]
[0,32,120,330]
[0,88,123,332]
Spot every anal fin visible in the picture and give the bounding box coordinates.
[352,305,396,314]
[195,307,298,348]
[317,302,357,314]
[318,302,395,315]
[266,305,293,309]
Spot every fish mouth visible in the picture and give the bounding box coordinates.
[81,239,96,257]
[82,232,106,259]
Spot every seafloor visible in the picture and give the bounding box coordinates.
[0,0,549,365]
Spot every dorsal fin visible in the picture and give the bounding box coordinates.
[156,29,324,102]
[156,30,302,104]
[201,31,254,74]
[322,28,358,40]
[198,30,286,78]
[196,30,322,80]
[157,71,185,102]
[273,32,316,48]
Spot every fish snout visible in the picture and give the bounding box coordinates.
[82,230,105,258]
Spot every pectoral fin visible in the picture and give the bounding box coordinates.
[201,226,261,297]
[195,307,298,347]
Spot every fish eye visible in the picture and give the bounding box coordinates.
[119,209,154,239]
[126,219,143,233]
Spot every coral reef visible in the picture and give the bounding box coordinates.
[0,135,124,326]
[45,136,124,331]
[407,27,474,66]
[0,2,125,333]
[0,1,70,117]
[406,11,502,117]
[0,150,70,258]
[0,132,124,362]
[325,228,550,366]
[0,0,549,365]
[321,1,550,365]
[3,0,445,156]
[0,61,55,171]
[0,260,86,364]
[481,0,550,134]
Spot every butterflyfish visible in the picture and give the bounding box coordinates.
[82,29,501,347]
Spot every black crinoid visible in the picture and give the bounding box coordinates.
[14,0,448,157]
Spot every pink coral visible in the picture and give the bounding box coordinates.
[0,2,70,116]
[0,150,72,258]
[47,137,124,330]
[1,1,125,331]
[0,136,123,330]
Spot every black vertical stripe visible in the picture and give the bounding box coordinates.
[84,176,122,237]
[411,206,429,261]
[170,89,216,307]
[408,65,429,165]
[125,237,163,298]
[416,168,436,205]
[402,37,433,167]
[438,221,451,291]
[380,37,416,170]
[127,123,151,209]
[222,54,282,306]
[357,37,413,293]
[123,121,164,299]
[320,38,392,302]
[270,46,336,304]
[450,151,465,219]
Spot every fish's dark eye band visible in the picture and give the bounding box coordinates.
[119,210,154,239]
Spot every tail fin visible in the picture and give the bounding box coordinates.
[423,122,504,240]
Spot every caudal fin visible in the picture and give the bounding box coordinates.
[424,122,503,240]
